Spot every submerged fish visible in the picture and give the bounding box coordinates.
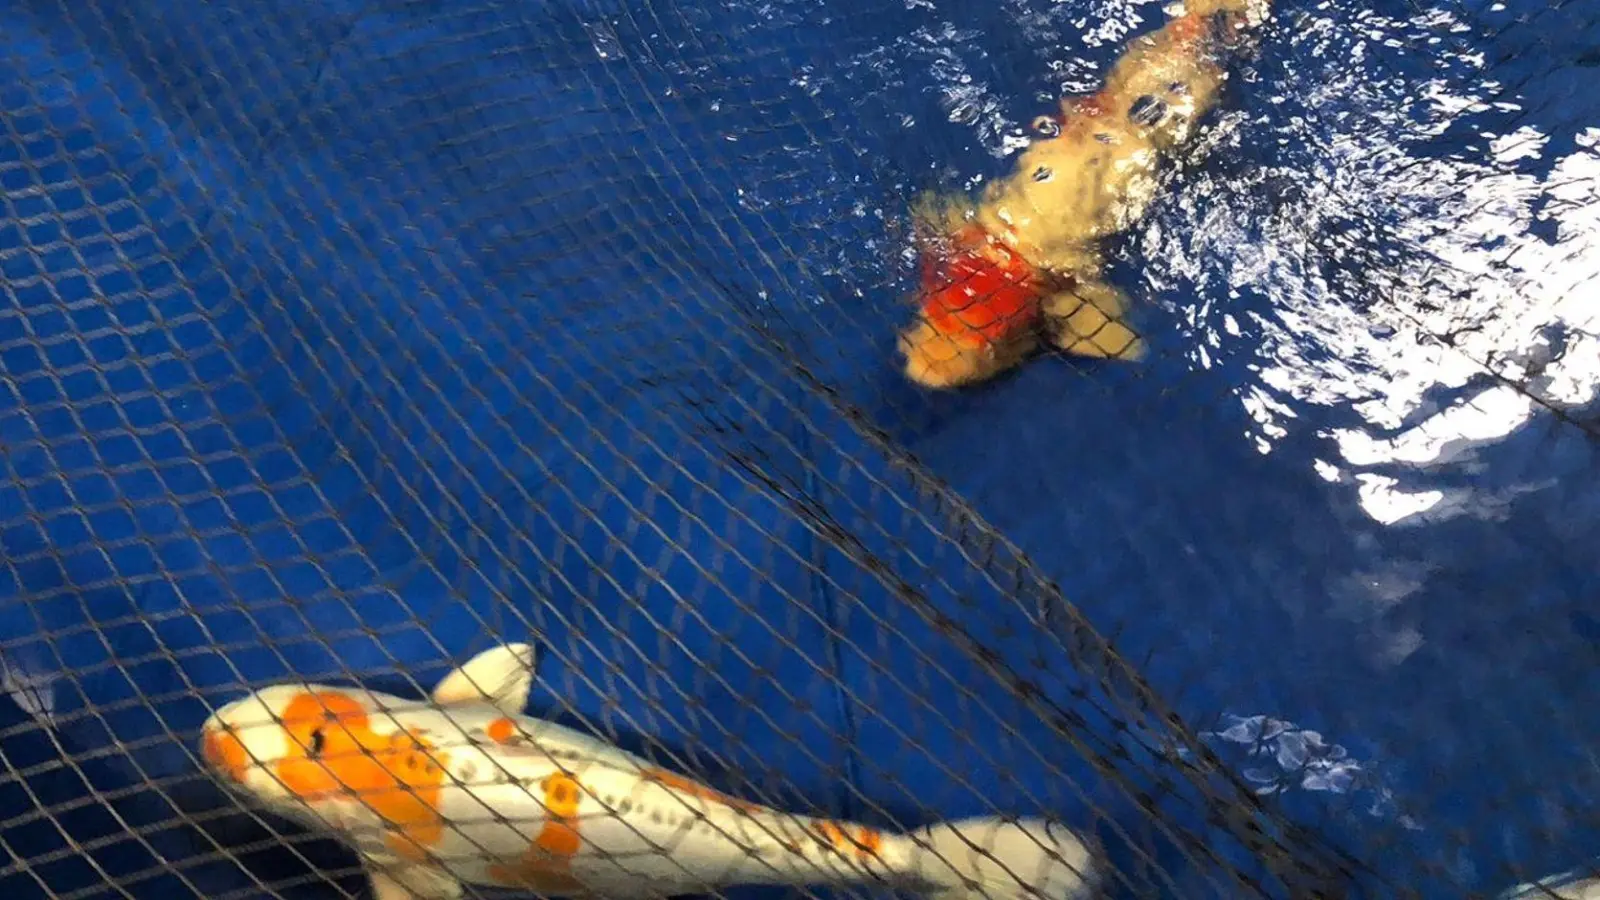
[898,0,1274,389]
[200,644,1098,900]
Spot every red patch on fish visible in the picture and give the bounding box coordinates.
[916,224,1048,348]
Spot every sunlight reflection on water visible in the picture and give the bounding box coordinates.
[1131,5,1599,526]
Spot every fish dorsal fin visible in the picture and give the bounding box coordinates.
[431,643,536,714]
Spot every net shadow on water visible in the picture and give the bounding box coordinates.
[1,1,1597,899]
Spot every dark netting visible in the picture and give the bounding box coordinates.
[1,1,1596,900]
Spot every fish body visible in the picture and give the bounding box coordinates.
[201,645,1098,900]
[898,0,1273,389]
[899,217,1056,389]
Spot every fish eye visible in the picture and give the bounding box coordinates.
[307,727,326,759]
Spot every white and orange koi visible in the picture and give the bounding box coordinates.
[200,644,1098,900]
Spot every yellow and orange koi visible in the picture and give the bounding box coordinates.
[898,0,1273,388]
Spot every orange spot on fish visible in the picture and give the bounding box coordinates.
[486,717,519,745]
[487,773,587,893]
[855,826,884,861]
[812,821,883,862]
[642,768,760,812]
[917,225,1048,349]
[201,724,250,784]
[536,774,584,857]
[1172,13,1205,45]
[816,821,847,851]
[274,691,449,857]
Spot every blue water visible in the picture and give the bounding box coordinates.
[2,1,1598,899]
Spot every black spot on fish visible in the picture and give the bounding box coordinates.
[1094,132,1115,144]
[1129,95,1166,127]
[1032,166,1053,182]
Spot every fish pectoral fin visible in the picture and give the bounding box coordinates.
[1041,281,1147,361]
[368,863,464,900]
[431,643,537,713]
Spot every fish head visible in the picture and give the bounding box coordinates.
[200,684,429,830]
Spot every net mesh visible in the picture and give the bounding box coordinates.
[1,0,1597,899]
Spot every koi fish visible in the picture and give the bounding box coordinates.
[898,0,1273,389]
[200,644,1099,900]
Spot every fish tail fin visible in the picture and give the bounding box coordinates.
[890,817,1099,900]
